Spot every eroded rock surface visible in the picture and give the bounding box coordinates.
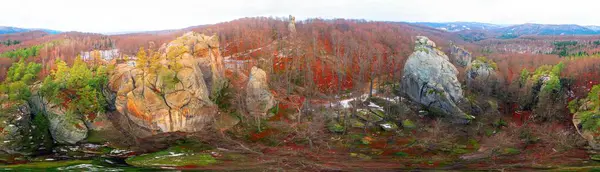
[450,44,472,67]
[246,67,276,117]
[0,101,37,154]
[29,87,88,145]
[400,36,470,121]
[466,57,499,93]
[108,32,223,138]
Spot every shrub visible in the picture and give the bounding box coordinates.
[40,58,108,117]
[210,80,233,110]
[0,58,41,101]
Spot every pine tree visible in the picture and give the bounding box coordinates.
[136,47,148,72]
[166,45,187,72]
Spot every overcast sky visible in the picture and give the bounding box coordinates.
[1,0,597,33]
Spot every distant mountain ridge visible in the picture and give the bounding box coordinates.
[414,22,600,36]
[0,26,60,35]
[413,22,505,32]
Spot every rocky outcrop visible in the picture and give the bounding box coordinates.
[466,57,499,93]
[161,32,224,92]
[246,67,276,117]
[450,44,472,67]
[400,36,470,121]
[0,101,33,154]
[108,32,222,138]
[571,88,600,150]
[29,87,88,145]
[573,112,599,150]
[288,15,296,34]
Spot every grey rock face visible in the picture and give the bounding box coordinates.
[0,102,33,154]
[466,59,497,87]
[29,88,88,145]
[246,67,276,117]
[450,44,472,67]
[400,36,470,121]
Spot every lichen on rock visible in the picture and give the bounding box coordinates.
[108,32,224,138]
[400,36,470,122]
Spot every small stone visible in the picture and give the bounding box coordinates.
[402,119,416,129]
[356,109,383,122]
[349,119,365,128]
[379,122,398,131]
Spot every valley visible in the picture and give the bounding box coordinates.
[0,15,599,171]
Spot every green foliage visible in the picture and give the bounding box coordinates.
[551,62,565,76]
[492,119,508,128]
[586,85,600,106]
[0,45,41,59]
[498,34,519,39]
[551,41,590,57]
[579,111,600,131]
[394,152,409,157]
[0,39,21,46]
[519,69,529,87]
[519,128,540,144]
[575,85,600,132]
[0,160,93,169]
[502,148,521,155]
[210,80,233,110]
[158,68,179,90]
[568,99,580,114]
[553,41,578,47]
[327,122,345,133]
[126,146,217,167]
[402,119,416,129]
[166,45,187,72]
[415,46,430,53]
[28,112,53,152]
[474,56,497,70]
[543,75,561,92]
[0,58,41,101]
[526,62,565,92]
[40,58,108,117]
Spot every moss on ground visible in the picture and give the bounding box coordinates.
[125,146,217,167]
[0,160,92,169]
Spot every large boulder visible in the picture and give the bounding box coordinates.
[162,32,224,93]
[0,100,52,154]
[571,87,600,150]
[108,32,222,138]
[29,88,88,145]
[0,101,31,154]
[466,57,499,94]
[573,111,599,150]
[246,67,276,117]
[449,44,472,67]
[288,15,296,34]
[400,36,470,121]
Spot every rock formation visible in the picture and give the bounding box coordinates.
[571,87,600,151]
[29,86,88,145]
[246,67,276,117]
[400,36,470,121]
[450,44,472,67]
[466,57,499,93]
[288,15,296,34]
[573,111,599,150]
[108,32,223,138]
[0,101,35,154]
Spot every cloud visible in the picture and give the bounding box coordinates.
[0,0,597,33]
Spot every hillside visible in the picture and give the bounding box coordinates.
[414,22,504,32]
[494,23,599,37]
[0,17,599,171]
[0,26,60,35]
